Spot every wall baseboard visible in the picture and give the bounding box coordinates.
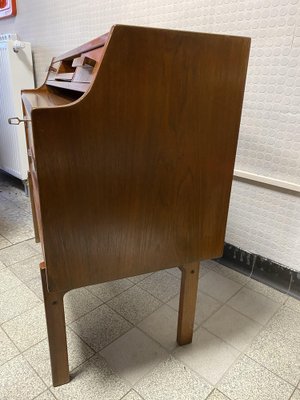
[216,243,300,299]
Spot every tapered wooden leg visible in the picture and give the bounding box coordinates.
[177,261,200,345]
[40,265,70,386]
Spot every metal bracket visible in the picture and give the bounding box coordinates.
[8,116,31,125]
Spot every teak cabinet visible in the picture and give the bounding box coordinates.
[20,25,250,386]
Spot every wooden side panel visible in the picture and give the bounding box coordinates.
[31,25,250,292]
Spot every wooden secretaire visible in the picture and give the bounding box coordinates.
[13,25,250,386]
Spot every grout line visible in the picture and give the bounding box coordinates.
[244,352,297,389]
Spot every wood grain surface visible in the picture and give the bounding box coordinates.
[25,25,250,293]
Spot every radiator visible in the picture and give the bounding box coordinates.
[0,34,34,184]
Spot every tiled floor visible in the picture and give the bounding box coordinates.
[0,172,300,400]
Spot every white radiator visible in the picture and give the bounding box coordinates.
[0,35,34,183]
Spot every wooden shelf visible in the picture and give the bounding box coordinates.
[22,89,77,114]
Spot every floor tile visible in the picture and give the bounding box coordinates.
[246,327,300,385]
[0,234,11,249]
[264,306,300,346]
[87,278,133,302]
[137,270,180,303]
[245,278,287,304]
[127,272,153,284]
[286,295,300,313]
[0,283,41,324]
[203,262,250,285]
[70,304,132,351]
[101,327,168,385]
[291,390,300,400]
[0,268,22,294]
[0,327,19,366]
[134,356,212,400]
[166,266,181,278]
[203,305,261,351]
[0,242,38,266]
[122,390,144,400]
[173,327,239,385]
[198,271,242,303]
[218,355,294,400]
[107,286,162,324]
[51,353,130,400]
[138,304,179,351]
[167,290,222,325]
[35,390,57,400]
[227,287,280,325]
[26,276,44,300]
[201,260,221,270]
[4,225,34,244]
[0,355,46,400]
[24,328,94,386]
[218,268,250,286]
[0,260,6,271]
[9,254,42,283]
[64,287,103,323]
[206,389,230,400]
[2,304,47,351]
[26,238,42,254]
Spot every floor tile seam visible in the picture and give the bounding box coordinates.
[244,281,289,303]
[120,388,146,400]
[45,352,97,389]
[137,300,180,331]
[68,312,133,353]
[173,325,248,386]
[215,350,257,391]
[165,267,181,279]
[244,351,298,388]
[106,283,165,314]
[224,303,281,327]
[127,272,154,284]
[85,279,136,303]
[194,299,224,327]
[242,311,300,355]
[64,325,96,357]
[0,196,32,214]
[284,302,300,315]
[0,325,20,353]
[0,272,24,294]
[0,296,42,327]
[0,347,21,368]
[7,352,48,393]
[0,247,40,268]
[170,348,218,388]
[200,313,266,353]
[13,269,42,288]
[209,267,251,286]
[65,280,151,325]
[289,388,299,400]
[204,388,231,400]
[32,389,59,400]
[64,299,109,326]
[130,352,174,390]
[21,328,97,389]
[262,303,300,334]
[135,281,180,304]
[103,300,144,326]
[198,270,247,303]
[0,235,13,247]
[134,323,175,354]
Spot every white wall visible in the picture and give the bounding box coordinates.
[1,0,299,270]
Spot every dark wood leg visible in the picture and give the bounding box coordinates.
[40,265,70,386]
[177,261,200,345]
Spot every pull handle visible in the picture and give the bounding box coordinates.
[8,116,30,125]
